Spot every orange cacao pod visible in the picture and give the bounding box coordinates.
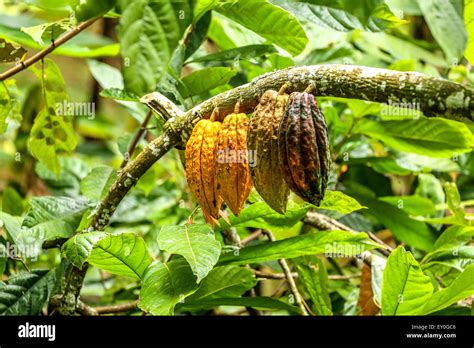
[185,118,223,225]
[216,113,253,216]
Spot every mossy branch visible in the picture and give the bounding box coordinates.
[56,64,474,314]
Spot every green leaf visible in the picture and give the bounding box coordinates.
[99,88,140,102]
[318,191,365,215]
[28,59,78,175]
[61,231,108,268]
[465,0,474,63]
[1,187,25,216]
[381,246,433,315]
[371,254,386,306]
[214,0,308,56]
[179,67,237,97]
[421,264,474,315]
[88,233,153,279]
[178,296,301,314]
[214,201,310,232]
[187,44,277,63]
[0,22,119,58]
[119,0,192,95]
[186,265,256,302]
[282,2,405,33]
[431,225,474,252]
[417,0,467,62]
[444,182,466,224]
[218,231,383,266]
[75,0,116,21]
[0,81,12,134]
[379,195,437,216]
[193,0,216,23]
[295,256,332,315]
[0,269,56,315]
[425,246,474,271]
[354,195,436,252]
[158,224,221,282]
[21,18,73,46]
[355,117,473,158]
[23,196,88,238]
[80,166,116,201]
[139,257,199,315]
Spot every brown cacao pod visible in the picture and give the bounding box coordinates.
[248,90,290,214]
[185,118,223,226]
[278,92,331,205]
[216,113,253,216]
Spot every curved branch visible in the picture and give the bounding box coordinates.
[0,16,101,81]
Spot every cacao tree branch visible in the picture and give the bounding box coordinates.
[58,64,471,314]
[0,16,101,81]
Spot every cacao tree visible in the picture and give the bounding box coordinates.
[0,0,473,319]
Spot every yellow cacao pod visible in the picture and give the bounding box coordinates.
[248,90,290,214]
[216,113,253,216]
[185,119,223,226]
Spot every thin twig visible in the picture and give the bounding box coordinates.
[303,211,393,257]
[120,110,153,169]
[241,230,262,245]
[262,230,309,316]
[95,300,139,314]
[253,270,360,281]
[0,16,101,81]
[10,256,30,272]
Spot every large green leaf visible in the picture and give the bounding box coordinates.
[28,59,78,175]
[282,1,405,32]
[466,0,474,63]
[187,44,277,63]
[214,0,307,56]
[157,224,221,282]
[218,231,383,266]
[0,269,56,315]
[421,264,474,314]
[185,265,256,302]
[431,225,474,252]
[61,231,108,268]
[379,195,437,216]
[356,118,473,158]
[80,166,116,201]
[381,246,433,315]
[417,0,467,62]
[139,257,199,315]
[119,0,192,95]
[295,256,332,316]
[87,234,153,279]
[178,296,300,314]
[354,195,436,252]
[179,67,236,96]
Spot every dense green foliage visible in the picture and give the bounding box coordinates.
[0,0,473,316]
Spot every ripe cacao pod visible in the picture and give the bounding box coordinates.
[248,90,290,214]
[185,118,223,226]
[216,113,253,216]
[278,92,330,205]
